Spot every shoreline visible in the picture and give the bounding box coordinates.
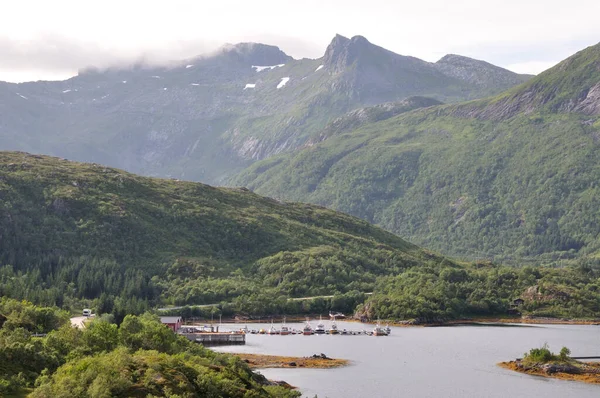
[499,361,600,385]
[233,353,349,369]
[181,315,600,327]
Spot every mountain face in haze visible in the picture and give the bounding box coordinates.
[434,54,532,91]
[234,42,600,262]
[0,35,528,184]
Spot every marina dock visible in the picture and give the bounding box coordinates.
[181,332,246,346]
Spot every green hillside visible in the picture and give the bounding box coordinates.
[0,151,440,315]
[233,42,600,263]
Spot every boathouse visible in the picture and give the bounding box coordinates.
[160,316,183,332]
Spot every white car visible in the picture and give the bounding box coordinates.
[82,309,92,317]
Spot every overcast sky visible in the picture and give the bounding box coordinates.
[1,0,599,82]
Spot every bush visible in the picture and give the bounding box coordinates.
[524,343,555,363]
[559,346,571,361]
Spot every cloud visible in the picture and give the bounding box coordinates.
[1,0,599,82]
[0,33,324,82]
[0,34,225,82]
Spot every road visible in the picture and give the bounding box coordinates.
[70,316,89,328]
[157,293,373,311]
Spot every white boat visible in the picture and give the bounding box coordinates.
[267,320,279,335]
[385,324,392,335]
[328,318,339,334]
[303,319,313,335]
[373,321,388,336]
[315,316,326,334]
[280,317,290,335]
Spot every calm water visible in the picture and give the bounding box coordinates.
[214,321,600,398]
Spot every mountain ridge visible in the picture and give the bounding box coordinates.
[0,34,532,185]
[233,41,600,261]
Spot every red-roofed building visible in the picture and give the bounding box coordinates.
[160,316,183,332]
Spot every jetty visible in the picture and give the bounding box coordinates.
[181,331,246,346]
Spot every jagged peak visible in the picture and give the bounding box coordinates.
[323,34,383,72]
[215,42,292,65]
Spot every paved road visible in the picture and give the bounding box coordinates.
[157,293,373,311]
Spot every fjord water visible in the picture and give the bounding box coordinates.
[215,321,600,398]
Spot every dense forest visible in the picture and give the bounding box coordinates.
[1,152,600,324]
[361,258,600,322]
[0,298,300,397]
[0,151,439,320]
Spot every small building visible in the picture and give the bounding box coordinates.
[160,316,183,332]
[513,298,525,306]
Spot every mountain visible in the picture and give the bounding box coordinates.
[0,35,529,185]
[233,42,600,262]
[434,54,532,91]
[0,151,444,310]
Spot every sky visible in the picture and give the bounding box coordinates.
[1,0,599,82]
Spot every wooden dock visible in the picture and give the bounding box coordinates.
[180,332,246,346]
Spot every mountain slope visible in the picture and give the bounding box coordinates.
[0,35,530,184]
[0,151,444,309]
[233,42,600,262]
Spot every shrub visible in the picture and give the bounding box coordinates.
[524,343,555,363]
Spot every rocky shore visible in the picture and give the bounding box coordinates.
[500,360,600,384]
[234,353,349,369]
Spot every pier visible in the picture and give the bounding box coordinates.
[181,332,246,346]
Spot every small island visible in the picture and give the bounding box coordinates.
[500,344,600,384]
[234,353,349,369]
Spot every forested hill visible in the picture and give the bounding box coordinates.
[234,41,600,263]
[0,152,442,314]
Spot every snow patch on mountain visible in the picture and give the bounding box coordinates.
[277,77,290,89]
[252,64,285,72]
[186,64,194,69]
[244,84,256,90]
[62,89,71,93]
[16,93,28,100]
[315,65,324,72]
[190,83,200,86]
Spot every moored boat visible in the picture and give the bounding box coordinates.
[329,317,339,334]
[315,316,326,334]
[267,320,279,335]
[303,319,313,335]
[372,322,388,336]
[280,317,290,335]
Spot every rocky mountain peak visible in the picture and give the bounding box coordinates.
[434,53,531,90]
[323,34,377,72]
[436,54,490,68]
[217,42,292,66]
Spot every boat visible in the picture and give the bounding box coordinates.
[314,316,326,334]
[385,324,392,335]
[303,319,313,335]
[240,325,249,334]
[328,317,339,334]
[280,317,290,335]
[267,320,279,335]
[372,322,388,336]
[258,329,265,334]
